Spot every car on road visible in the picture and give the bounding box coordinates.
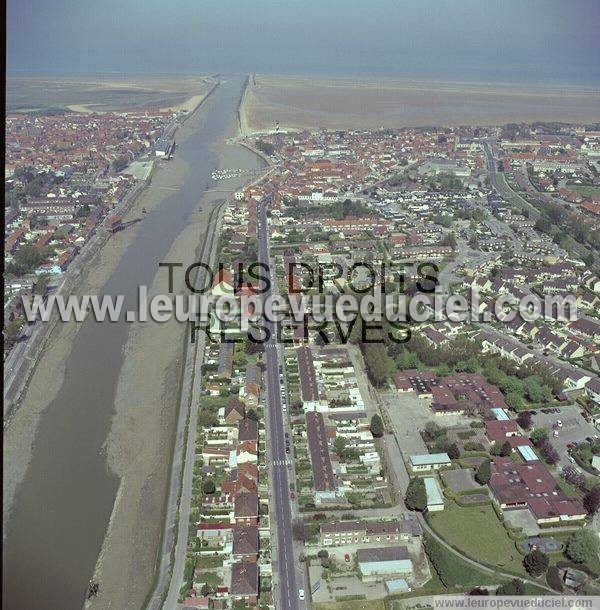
[298,589,305,600]
[553,430,559,437]
[557,420,563,428]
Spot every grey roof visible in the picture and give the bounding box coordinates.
[357,546,410,563]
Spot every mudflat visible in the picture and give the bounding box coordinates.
[241,74,600,133]
[7,75,217,113]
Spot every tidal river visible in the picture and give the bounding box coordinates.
[3,76,263,609]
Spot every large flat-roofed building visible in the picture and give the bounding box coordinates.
[489,457,586,524]
[424,477,445,512]
[305,411,337,503]
[357,546,413,578]
[409,453,451,472]
[320,517,421,546]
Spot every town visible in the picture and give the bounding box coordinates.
[4,107,180,348]
[4,113,600,609]
[177,122,600,609]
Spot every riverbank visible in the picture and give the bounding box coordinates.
[2,128,187,534]
[3,84,227,610]
[84,107,268,609]
[3,77,267,610]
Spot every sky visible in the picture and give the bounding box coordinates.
[7,0,600,85]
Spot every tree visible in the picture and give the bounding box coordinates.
[317,549,329,559]
[583,486,600,515]
[468,588,489,596]
[523,377,545,403]
[500,441,512,458]
[362,342,393,386]
[333,436,347,460]
[111,154,129,172]
[562,465,586,490]
[539,439,559,465]
[34,274,51,295]
[246,408,259,421]
[3,319,23,349]
[523,549,549,577]
[496,579,524,596]
[530,428,548,446]
[565,528,600,563]
[256,140,275,156]
[447,443,460,459]
[292,519,306,542]
[516,411,533,430]
[505,392,525,411]
[405,477,427,511]
[202,478,216,494]
[490,441,502,456]
[9,243,45,275]
[475,459,491,485]
[370,414,384,438]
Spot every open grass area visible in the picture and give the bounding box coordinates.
[428,503,525,575]
[195,555,224,569]
[569,185,600,198]
[313,599,386,610]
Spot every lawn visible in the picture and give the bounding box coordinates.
[196,571,222,586]
[195,555,224,568]
[428,503,525,575]
[569,185,600,198]
[313,600,386,610]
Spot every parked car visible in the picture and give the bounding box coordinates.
[557,420,563,428]
[344,553,350,562]
[298,589,305,601]
[290,491,296,501]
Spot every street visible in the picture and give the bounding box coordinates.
[258,198,307,610]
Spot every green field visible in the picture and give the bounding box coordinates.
[570,185,600,198]
[428,503,525,575]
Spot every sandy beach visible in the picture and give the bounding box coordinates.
[241,74,600,133]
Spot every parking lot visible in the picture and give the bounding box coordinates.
[531,405,599,469]
[441,468,478,493]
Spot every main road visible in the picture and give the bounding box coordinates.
[257,198,306,610]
